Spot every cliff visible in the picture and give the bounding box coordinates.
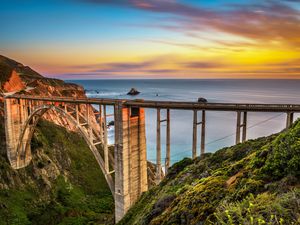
[118,120,300,225]
[0,55,76,94]
[0,55,100,133]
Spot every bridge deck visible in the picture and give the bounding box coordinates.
[6,94,300,112]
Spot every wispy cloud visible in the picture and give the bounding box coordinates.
[80,0,300,48]
[59,55,225,78]
[69,57,163,73]
[183,61,224,69]
[56,53,300,79]
[147,39,250,52]
[36,0,300,79]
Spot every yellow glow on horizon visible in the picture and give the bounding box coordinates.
[7,35,300,79]
[228,49,300,66]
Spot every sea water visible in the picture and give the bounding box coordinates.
[68,79,300,165]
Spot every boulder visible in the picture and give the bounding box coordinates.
[197,97,207,103]
[127,88,140,96]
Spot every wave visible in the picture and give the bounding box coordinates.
[85,89,124,98]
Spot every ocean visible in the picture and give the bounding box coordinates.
[68,79,300,165]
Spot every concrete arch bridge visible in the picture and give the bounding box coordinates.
[4,95,300,222]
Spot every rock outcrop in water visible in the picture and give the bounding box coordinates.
[127,88,140,95]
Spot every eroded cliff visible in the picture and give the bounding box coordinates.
[0,55,100,133]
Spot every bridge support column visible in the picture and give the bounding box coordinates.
[114,102,148,223]
[200,110,206,155]
[286,112,294,129]
[103,105,109,174]
[236,111,241,144]
[165,109,171,174]
[4,98,32,169]
[192,110,206,158]
[236,111,247,144]
[192,110,197,159]
[156,108,162,183]
[242,112,247,142]
[98,105,103,143]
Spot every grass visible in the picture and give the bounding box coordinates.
[118,119,300,225]
[0,120,114,225]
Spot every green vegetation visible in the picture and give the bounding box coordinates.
[118,120,300,225]
[214,190,300,225]
[0,120,114,225]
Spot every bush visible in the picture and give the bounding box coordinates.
[213,189,300,225]
[261,122,300,180]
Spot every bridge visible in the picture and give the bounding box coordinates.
[3,94,300,222]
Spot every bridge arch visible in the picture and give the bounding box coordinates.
[16,104,115,195]
[5,97,149,222]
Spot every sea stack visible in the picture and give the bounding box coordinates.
[127,88,140,95]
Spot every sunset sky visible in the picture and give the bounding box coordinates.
[1,0,300,79]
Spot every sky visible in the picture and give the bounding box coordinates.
[1,0,300,79]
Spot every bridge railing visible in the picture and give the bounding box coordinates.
[6,94,300,111]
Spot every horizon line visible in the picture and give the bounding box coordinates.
[62,77,300,81]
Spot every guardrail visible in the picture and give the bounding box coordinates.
[5,94,300,112]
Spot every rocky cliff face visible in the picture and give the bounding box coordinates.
[118,120,300,225]
[2,70,25,93]
[0,55,100,141]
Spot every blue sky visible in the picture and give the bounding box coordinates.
[1,0,300,79]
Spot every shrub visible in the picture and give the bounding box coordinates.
[212,189,300,225]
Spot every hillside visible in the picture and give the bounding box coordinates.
[0,55,42,85]
[0,120,114,224]
[118,120,300,225]
[0,55,90,133]
[0,55,87,99]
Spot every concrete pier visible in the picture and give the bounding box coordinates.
[200,110,206,155]
[192,110,206,158]
[156,108,162,184]
[286,112,294,129]
[236,111,247,144]
[192,110,197,159]
[165,109,171,174]
[114,104,148,222]
[4,98,32,169]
